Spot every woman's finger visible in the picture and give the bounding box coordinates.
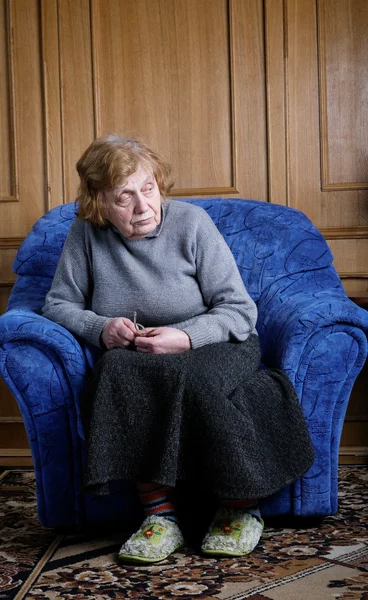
[142,328,157,337]
[117,325,135,342]
[136,345,153,353]
[122,318,137,334]
[135,336,155,348]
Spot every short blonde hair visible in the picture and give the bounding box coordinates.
[76,134,174,227]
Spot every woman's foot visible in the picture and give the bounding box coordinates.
[118,515,185,564]
[201,507,264,557]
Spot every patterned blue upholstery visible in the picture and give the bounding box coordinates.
[0,198,367,527]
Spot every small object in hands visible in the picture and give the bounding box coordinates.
[133,312,156,337]
[133,311,145,332]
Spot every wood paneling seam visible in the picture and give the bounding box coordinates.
[228,0,237,192]
[7,0,18,200]
[264,0,272,204]
[0,0,18,203]
[40,0,63,210]
[339,446,368,457]
[0,237,24,248]
[0,449,32,456]
[57,0,65,207]
[283,0,289,207]
[171,187,238,197]
[317,0,330,191]
[265,0,287,205]
[322,182,368,191]
[40,0,50,212]
[321,227,368,240]
[90,0,99,139]
[339,273,368,279]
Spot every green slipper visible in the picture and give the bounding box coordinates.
[201,507,264,557]
[118,515,185,564]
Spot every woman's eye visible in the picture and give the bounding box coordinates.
[143,184,154,194]
[118,194,131,205]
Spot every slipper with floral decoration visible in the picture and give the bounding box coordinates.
[201,507,264,557]
[118,515,185,564]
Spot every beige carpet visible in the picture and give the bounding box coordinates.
[0,467,367,599]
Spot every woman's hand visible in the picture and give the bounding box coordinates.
[101,317,137,349]
[134,327,191,354]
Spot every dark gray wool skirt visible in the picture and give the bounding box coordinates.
[82,334,315,499]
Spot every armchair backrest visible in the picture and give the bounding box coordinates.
[8,198,340,313]
[186,199,340,300]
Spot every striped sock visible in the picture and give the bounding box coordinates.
[137,485,178,523]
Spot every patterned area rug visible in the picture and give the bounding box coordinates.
[0,467,367,600]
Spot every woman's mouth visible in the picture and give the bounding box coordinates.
[133,216,154,225]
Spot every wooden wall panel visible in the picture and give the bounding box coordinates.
[327,239,368,278]
[93,0,233,193]
[41,0,63,210]
[0,0,46,237]
[0,249,17,285]
[0,287,11,314]
[91,0,267,199]
[342,279,368,295]
[319,0,368,189]
[287,0,364,226]
[0,378,21,419]
[58,0,95,204]
[0,0,16,200]
[265,0,287,206]
[0,424,29,449]
[266,0,368,232]
[231,0,267,200]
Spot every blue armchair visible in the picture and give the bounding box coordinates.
[1,198,367,527]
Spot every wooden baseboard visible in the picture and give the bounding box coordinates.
[339,446,368,465]
[0,449,33,467]
[0,458,34,466]
[0,447,366,467]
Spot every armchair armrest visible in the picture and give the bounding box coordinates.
[257,288,368,383]
[0,309,88,430]
[257,286,368,516]
[0,309,89,526]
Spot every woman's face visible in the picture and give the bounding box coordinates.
[103,164,162,239]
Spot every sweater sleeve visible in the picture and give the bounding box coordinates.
[167,209,258,348]
[41,218,111,347]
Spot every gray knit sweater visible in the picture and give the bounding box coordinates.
[42,200,258,349]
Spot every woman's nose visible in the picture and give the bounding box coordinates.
[134,192,149,213]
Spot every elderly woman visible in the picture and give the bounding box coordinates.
[42,135,314,563]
